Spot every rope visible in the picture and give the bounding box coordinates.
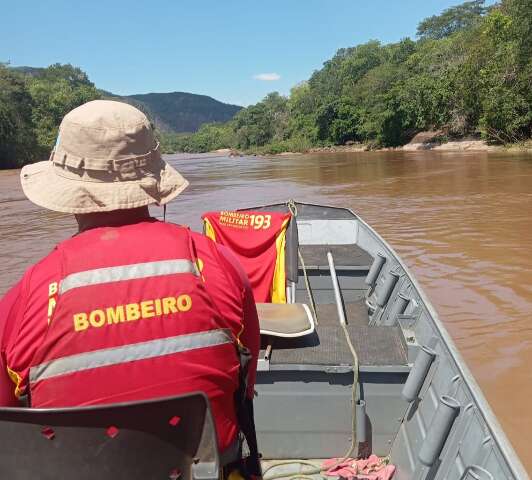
[263,314,360,479]
[297,249,319,326]
[286,199,318,324]
[286,199,298,218]
[263,201,360,480]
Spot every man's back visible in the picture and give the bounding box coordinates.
[0,219,259,453]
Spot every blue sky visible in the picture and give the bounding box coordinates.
[1,0,488,106]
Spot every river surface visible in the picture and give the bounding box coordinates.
[1,151,532,471]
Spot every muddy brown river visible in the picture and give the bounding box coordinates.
[1,151,532,472]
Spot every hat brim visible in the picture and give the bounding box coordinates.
[20,159,189,214]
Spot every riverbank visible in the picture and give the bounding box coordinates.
[211,135,532,157]
[3,137,530,171]
[308,140,532,154]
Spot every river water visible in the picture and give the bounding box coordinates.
[1,151,531,471]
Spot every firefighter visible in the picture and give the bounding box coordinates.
[0,100,261,474]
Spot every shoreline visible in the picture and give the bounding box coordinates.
[3,139,531,172]
[211,137,532,157]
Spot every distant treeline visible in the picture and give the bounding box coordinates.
[166,0,531,154]
[0,64,101,168]
[0,62,243,169]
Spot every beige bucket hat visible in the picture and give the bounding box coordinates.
[20,100,188,214]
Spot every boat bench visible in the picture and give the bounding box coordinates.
[0,393,222,480]
[247,202,411,459]
[278,241,407,369]
[260,299,408,369]
[299,244,373,270]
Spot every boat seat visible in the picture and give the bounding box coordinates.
[0,392,222,480]
[201,209,297,303]
[257,302,315,338]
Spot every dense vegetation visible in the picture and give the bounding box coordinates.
[0,66,241,169]
[169,0,531,154]
[0,64,100,168]
[1,0,530,166]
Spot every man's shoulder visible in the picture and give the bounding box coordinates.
[189,229,215,246]
[21,249,62,290]
[189,231,249,289]
[189,230,229,261]
[1,249,62,339]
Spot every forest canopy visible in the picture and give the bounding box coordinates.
[168,0,531,154]
[0,64,100,168]
[0,63,241,168]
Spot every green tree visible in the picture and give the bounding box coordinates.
[395,35,469,134]
[387,38,417,65]
[233,92,289,148]
[417,0,487,40]
[502,0,532,66]
[28,63,101,150]
[0,65,38,168]
[184,122,235,152]
[475,7,531,141]
[286,82,319,141]
[309,41,385,101]
[316,99,359,144]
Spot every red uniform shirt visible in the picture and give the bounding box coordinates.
[0,219,259,452]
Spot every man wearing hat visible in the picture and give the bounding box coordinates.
[0,100,260,470]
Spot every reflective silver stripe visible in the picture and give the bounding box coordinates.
[29,329,232,384]
[60,259,198,294]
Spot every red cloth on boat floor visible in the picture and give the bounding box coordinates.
[0,219,260,454]
[322,455,395,480]
[202,210,291,303]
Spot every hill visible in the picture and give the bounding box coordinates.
[103,91,242,133]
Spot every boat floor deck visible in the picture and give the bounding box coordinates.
[299,244,373,269]
[260,217,406,369]
[265,300,407,368]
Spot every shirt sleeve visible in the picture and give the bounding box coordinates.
[0,281,24,406]
[217,245,260,399]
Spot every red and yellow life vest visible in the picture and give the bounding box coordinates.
[27,221,241,449]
